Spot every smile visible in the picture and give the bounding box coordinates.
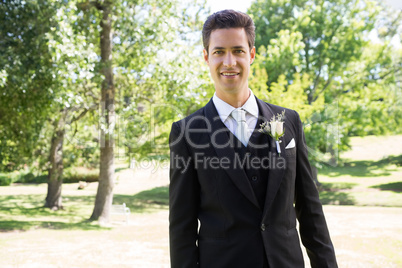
[221,72,240,77]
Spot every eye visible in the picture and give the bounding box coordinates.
[234,49,245,53]
[213,51,223,55]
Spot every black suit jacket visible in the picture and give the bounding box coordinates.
[169,97,337,268]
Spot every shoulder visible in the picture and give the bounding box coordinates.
[169,103,212,149]
[171,106,207,131]
[170,99,216,134]
[261,100,301,123]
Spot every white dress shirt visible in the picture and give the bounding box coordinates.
[212,89,259,145]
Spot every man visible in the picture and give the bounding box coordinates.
[169,9,337,268]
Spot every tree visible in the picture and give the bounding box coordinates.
[1,0,210,218]
[0,0,56,171]
[74,0,116,223]
[249,0,402,166]
[41,0,100,210]
[1,0,99,209]
[86,0,210,223]
[113,0,212,160]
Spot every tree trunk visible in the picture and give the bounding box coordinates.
[328,145,337,167]
[310,165,321,188]
[46,178,63,210]
[45,112,67,210]
[90,1,115,224]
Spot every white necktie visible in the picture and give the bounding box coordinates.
[231,108,249,147]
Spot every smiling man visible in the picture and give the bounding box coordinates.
[169,9,338,268]
[204,27,254,107]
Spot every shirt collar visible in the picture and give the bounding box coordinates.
[241,90,259,118]
[212,89,259,122]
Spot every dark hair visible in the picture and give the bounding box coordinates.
[202,9,255,53]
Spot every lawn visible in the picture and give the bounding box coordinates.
[0,179,169,232]
[0,135,401,267]
[317,135,402,207]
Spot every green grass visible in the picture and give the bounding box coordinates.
[319,182,357,191]
[0,185,168,232]
[319,191,356,205]
[114,186,169,210]
[371,181,402,192]
[0,193,103,231]
[0,165,132,186]
[317,154,402,207]
[319,155,402,178]
[112,186,168,214]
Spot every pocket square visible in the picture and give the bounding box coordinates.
[285,138,295,149]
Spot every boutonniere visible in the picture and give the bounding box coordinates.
[259,110,285,156]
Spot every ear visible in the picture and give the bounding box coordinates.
[203,48,209,64]
[250,46,256,65]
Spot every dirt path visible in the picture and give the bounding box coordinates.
[322,206,402,267]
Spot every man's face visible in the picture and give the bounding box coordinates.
[203,28,255,99]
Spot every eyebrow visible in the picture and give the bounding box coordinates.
[211,46,246,50]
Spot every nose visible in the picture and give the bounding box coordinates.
[223,52,236,67]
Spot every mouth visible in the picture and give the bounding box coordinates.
[220,72,240,78]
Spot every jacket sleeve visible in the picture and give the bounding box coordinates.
[169,121,200,268]
[293,111,338,268]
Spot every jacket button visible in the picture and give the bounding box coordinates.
[252,176,258,181]
[261,224,266,231]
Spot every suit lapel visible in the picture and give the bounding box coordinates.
[204,100,260,209]
[255,98,288,220]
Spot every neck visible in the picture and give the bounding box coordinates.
[216,88,250,108]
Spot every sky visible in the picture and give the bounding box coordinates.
[206,0,402,13]
[206,0,252,13]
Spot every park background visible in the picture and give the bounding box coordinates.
[0,0,401,267]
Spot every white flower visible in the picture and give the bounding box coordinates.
[270,121,284,137]
[270,121,276,137]
[259,110,286,156]
[260,110,285,141]
[276,121,284,136]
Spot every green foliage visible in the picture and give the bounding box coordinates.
[0,166,99,186]
[339,43,402,136]
[249,0,402,165]
[56,0,212,164]
[0,175,13,186]
[18,174,48,184]
[0,0,100,172]
[63,122,100,169]
[0,168,47,185]
[63,167,99,183]
[112,0,212,160]
[1,0,211,172]
[0,0,58,170]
